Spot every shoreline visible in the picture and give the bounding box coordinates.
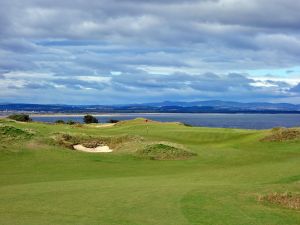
[29,113,178,117]
[1,112,300,118]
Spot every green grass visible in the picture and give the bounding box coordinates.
[0,118,299,225]
[136,143,197,160]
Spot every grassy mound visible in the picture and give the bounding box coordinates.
[258,192,300,210]
[261,127,300,142]
[115,118,156,126]
[136,143,196,160]
[0,125,33,141]
[54,133,143,150]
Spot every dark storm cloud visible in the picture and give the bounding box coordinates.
[1,0,300,56]
[2,0,300,44]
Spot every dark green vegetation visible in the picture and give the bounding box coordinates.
[108,119,120,123]
[55,119,65,124]
[0,118,299,225]
[84,114,98,124]
[7,114,32,122]
[55,119,78,125]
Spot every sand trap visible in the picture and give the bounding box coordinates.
[73,144,113,153]
[90,123,116,128]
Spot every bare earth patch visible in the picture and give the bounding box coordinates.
[258,192,300,210]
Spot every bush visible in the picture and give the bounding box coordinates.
[7,114,32,122]
[107,119,119,123]
[55,120,65,124]
[83,115,98,124]
[66,120,77,125]
[183,123,193,127]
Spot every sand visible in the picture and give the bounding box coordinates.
[73,144,113,153]
[91,123,115,128]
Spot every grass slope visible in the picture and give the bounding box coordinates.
[0,118,299,225]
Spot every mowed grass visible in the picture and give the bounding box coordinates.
[0,118,299,225]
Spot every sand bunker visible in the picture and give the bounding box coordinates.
[73,144,113,153]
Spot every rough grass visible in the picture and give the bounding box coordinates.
[261,127,300,142]
[258,192,300,210]
[54,132,143,150]
[0,125,33,141]
[136,143,196,160]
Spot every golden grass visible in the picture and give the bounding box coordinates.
[261,128,300,142]
[258,192,300,210]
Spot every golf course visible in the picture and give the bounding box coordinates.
[0,118,299,225]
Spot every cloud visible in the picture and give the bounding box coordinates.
[2,69,298,104]
[51,78,108,90]
[111,72,256,93]
[291,83,300,93]
[0,0,300,103]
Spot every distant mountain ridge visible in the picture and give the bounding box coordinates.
[141,100,300,109]
[0,100,300,114]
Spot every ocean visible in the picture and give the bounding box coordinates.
[31,113,300,129]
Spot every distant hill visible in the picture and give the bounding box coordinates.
[0,101,300,114]
[141,100,300,111]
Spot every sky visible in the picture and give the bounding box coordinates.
[0,0,300,104]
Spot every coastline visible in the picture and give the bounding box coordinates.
[1,112,300,118]
[29,113,175,117]
[1,113,300,129]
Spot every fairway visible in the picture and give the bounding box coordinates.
[0,119,299,225]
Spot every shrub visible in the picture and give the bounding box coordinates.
[83,115,98,124]
[7,114,32,122]
[55,120,65,124]
[107,119,119,123]
[66,120,77,125]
